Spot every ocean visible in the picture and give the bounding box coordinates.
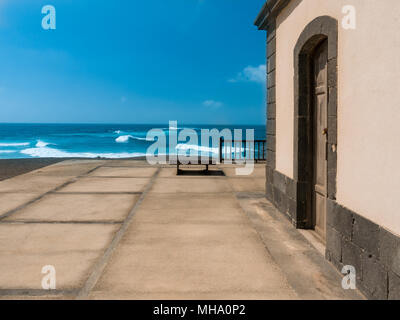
[0,123,266,159]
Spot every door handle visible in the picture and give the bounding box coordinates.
[322,128,328,136]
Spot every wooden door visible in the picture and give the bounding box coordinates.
[312,40,328,241]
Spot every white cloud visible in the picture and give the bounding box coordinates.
[203,100,223,108]
[229,64,266,84]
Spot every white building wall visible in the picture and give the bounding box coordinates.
[274,0,400,235]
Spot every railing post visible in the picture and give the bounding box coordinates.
[263,141,265,160]
[219,137,223,163]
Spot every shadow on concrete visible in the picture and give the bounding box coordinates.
[176,169,225,176]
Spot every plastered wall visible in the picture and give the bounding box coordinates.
[274,0,400,235]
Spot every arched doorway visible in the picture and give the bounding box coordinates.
[293,16,338,241]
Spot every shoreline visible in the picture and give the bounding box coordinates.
[0,155,224,181]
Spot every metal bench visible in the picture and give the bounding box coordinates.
[176,139,266,175]
[176,157,217,175]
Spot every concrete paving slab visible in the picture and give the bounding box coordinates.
[89,167,157,178]
[101,160,150,167]
[91,223,297,298]
[30,160,105,177]
[0,252,101,290]
[134,208,248,225]
[116,221,259,246]
[50,160,106,166]
[4,193,139,222]
[140,193,240,210]
[222,166,265,178]
[136,193,246,224]
[0,224,119,290]
[237,196,365,300]
[227,178,266,192]
[0,175,73,193]
[0,193,39,216]
[58,177,150,193]
[150,178,232,193]
[0,159,364,300]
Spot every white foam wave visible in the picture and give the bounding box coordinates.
[0,142,30,147]
[0,150,15,154]
[115,135,131,143]
[35,140,52,148]
[115,135,148,143]
[20,146,145,159]
[176,144,219,154]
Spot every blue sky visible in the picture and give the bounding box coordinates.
[0,0,266,125]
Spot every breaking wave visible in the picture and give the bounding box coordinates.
[176,144,219,155]
[0,142,30,147]
[20,146,145,159]
[115,135,148,143]
[35,140,53,148]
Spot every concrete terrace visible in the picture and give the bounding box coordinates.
[0,160,363,300]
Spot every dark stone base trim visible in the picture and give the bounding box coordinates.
[266,165,308,229]
[267,165,400,300]
[326,200,400,300]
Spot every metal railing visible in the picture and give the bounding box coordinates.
[219,139,266,163]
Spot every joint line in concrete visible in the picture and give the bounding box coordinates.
[76,167,161,299]
[0,164,105,222]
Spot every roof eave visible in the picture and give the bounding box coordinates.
[254,0,292,30]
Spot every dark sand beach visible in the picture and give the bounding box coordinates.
[0,158,66,181]
[0,157,150,181]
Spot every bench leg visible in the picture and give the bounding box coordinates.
[177,162,180,175]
